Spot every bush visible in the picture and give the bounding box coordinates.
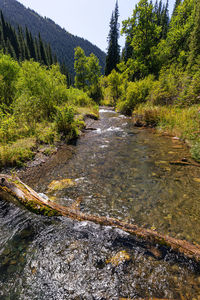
[66,88,94,107]
[54,106,79,140]
[149,65,185,106]
[0,53,20,107]
[35,123,58,144]
[15,61,68,121]
[191,140,200,162]
[117,75,154,115]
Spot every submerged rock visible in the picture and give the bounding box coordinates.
[106,250,131,266]
[193,178,200,183]
[47,179,76,192]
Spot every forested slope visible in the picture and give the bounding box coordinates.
[0,0,106,75]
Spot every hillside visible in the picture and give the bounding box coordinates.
[0,0,106,75]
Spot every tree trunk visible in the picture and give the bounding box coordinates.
[0,174,200,264]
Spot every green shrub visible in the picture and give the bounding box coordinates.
[35,123,58,144]
[15,61,68,121]
[66,88,93,107]
[149,65,185,106]
[54,106,79,140]
[117,75,154,115]
[191,140,200,162]
[0,114,19,143]
[0,53,20,107]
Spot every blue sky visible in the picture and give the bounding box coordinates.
[17,0,174,52]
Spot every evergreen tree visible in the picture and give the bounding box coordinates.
[0,10,71,82]
[38,33,48,65]
[104,1,120,76]
[26,27,36,60]
[172,0,182,17]
[17,26,26,60]
[161,0,169,39]
[188,0,200,68]
[1,11,7,42]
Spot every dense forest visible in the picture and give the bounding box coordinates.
[0,0,106,76]
[99,0,200,162]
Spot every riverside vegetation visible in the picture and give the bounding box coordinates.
[0,52,99,168]
[101,0,200,162]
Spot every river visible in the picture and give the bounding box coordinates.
[0,107,200,299]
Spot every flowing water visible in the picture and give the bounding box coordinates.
[1,108,200,299]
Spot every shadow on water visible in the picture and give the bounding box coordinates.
[1,108,200,298]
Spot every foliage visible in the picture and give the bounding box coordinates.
[0,52,19,106]
[66,87,94,107]
[54,106,78,140]
[0,0,106,76]
[14,61,67,122]
[135,104,200,140]
[158,0,194,68]
[74,47,102,102]
[74,47,88,90]
[187,1,200,69]
[121,0,162,79]
[190,140,200,162]
[35,123,58,145]
[117,75,154,114]
[102,70,123,107]
[0,11,57,67]
[0,53,97,167]
[105,1,120,76]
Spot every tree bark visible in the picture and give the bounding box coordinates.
[0,174,200,264]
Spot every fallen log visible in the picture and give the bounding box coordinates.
[1,174,200,264]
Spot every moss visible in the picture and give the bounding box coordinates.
[24,199,60,216]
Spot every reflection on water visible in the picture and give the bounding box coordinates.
[0,107,200,298]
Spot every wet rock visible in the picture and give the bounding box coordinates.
[83,113,98,120]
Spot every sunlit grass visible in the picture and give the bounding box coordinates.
[134,104,200,161]
[0,137,36,167]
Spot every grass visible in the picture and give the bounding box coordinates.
[134,103,200,162]
[0,137,36,167]
[0,105,99,169]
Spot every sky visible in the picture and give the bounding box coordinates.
[17,0,174,52]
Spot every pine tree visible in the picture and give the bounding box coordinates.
[26,27,37,60]
[38,33,48,65]
[17,26,26,60]
[172,0,182,17]
[1,11,7,42]
[188,0,200,68]
[161,0,169,39]
[104,1,120,76]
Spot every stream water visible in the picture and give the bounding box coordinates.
[0,108,200,299]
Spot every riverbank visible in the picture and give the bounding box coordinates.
[0,107,99,173]
[132,104,200,163]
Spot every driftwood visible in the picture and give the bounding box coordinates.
[0,174,200,264]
